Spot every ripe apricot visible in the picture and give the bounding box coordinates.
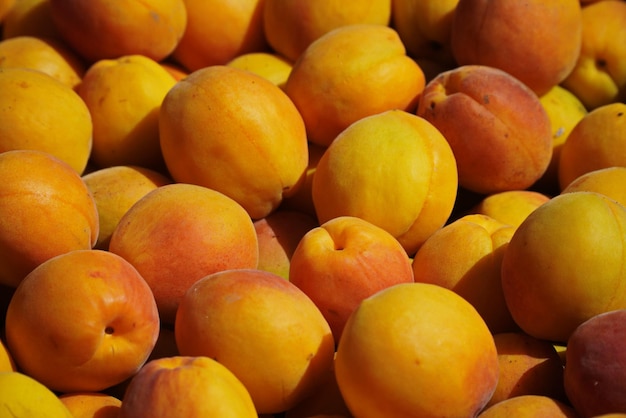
[0,67,92,173]
[0,371,73,417]
[285,24,425,147]
[312,109,458,256]
[0,150,98,287]
[48,0,187,63]
[477,395,580,418]
[59,392,122,418]
[335,282,499,418]
[1,0,60,40]
[561,166,626,207]
[159,65,309,219]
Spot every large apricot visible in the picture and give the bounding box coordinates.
[312,109,458,256]
[0,150,98,287]
[335,282,499,418]
[109,183,259,324]
[450,0,583,96]
[284,24,425,147]
[48,0,187,63]
[416,65,553,194]
[159,65,309,219]
[263,0,391,62]
[171,0,267,71]
[0,67,92,173]
[501,191,626,343]
[77,54,177,171]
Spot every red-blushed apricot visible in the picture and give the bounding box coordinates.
[48,0,187,63]
[501,191,626,343]
[285,24,425,147]
[159,65,309,220]
[0,371,73,417]
[478,395,580,418]
[175,269,336,415]
[119,356,257,418]
[487,332,567,408]
[312,109,458,256]
[171,0,268,72]
[77,54,177,171]
[109,183,259,324]
[254,209,319,280]
[289,216,414,342]
[561,166,626,207]
[335,282,499,418]
[82,165,172,250]
[451,0,583,96]
[564,309,626,417]
[263,0,391,62]
[558,102,626,190]
[561,0,626,110]
[0,150,99,288]
[417,65,553,194]
[5,249,160,393]
[0,67,92,174]
[412,214,518,334]
[0,35,86,89]
[59,392,122,418]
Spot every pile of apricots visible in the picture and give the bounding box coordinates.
[0,0,625,417]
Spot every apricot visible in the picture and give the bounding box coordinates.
[109,183,259,324]
[82,165,172,250]
[285,24,425,147]
[289,216,414,341]
[561,0,626,110]
[470,190,551,230]
[175,269,336,414]
[0,0,14,23]
[335,282,499,418]
[478,395,580,418]
[501,191,626,343]
[254,209,318,280]
[77,54,177,171]
[171,0,267,71]
[411,214,518,334]
[558,102,626,190]
[0,35,86,88]
[159,65,309,219]
[0,371,73,417]
[59,392,122,418]
[0,150,98,288]
[417,65,554,194]
[119,356,257,418]
[450,0,583,96]
[561,166,626,207]
[263,0,391,62]
[5,249,160,393]
[0,67,92,174]
[226,51,293,89]
[1,0,60,40]
[536,85,588,194]
[48,0,187,63]
[487,332,566,408]
[564,309,626,417]
[391,0,459,65]
[312,109,458,256]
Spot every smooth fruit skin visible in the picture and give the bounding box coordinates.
[159,65,309,220]
[175,269,336,414]
[470,191,551,230]
[335,282,499,418]
[119,356,258,418]
[109,183,259,324]
[59,392,122,418]
[477,395,580,418]
[501,191,626,343]
[564,309,626,417]
[450,0,583,96]
[0,67,93,174]
[312,109,458,256]
[4,249,160,393]
[0,150,99,288]
[0,371,74,418]
[285,24,425,147]
[561,166,626,208]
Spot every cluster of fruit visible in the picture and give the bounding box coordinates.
[0,0,625,417]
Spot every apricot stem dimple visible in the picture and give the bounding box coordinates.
[105,326,114,335]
